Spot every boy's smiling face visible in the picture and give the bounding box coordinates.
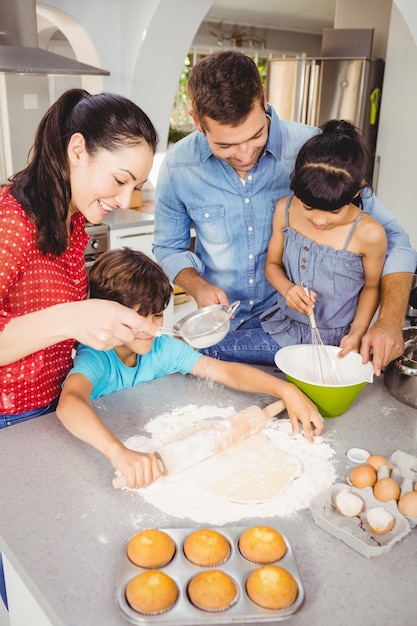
[116,311,164,365]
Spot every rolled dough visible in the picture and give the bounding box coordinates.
[168,431,303,504]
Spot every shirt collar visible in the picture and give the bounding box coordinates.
[264,103,281,160]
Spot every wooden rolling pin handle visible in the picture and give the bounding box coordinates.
[113,475,127,489]
[262,399,285,419]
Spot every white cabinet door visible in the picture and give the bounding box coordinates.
[109,225,174,326]
[109,226,154,258]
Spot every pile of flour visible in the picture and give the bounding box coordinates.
[122,404,337,525]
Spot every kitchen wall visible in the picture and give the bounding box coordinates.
[373,0,417,252]
[2,0,417,252]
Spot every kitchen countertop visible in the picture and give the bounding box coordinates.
[1,371,417,626]
[103,201,154,229]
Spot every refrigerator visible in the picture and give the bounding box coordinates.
[266,57,384,177]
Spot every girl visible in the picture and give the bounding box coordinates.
[262,119,387,356]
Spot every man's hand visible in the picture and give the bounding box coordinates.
[360,273,412,375]
[174,268,229,309]
[360,320,404,376]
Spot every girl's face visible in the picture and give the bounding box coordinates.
[68,135,153,224]
[300,203,350,231]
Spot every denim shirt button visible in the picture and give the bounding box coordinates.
[248,226,253,232]
[249,278,254,284]
[244,197,250,204]
[204,212,210,218]
[248,253,254,259]
[249,299,254,305]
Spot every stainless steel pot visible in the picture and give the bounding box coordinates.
[384,327,417,409]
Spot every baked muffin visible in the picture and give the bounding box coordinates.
[183,529,230,566]
[126,529,176,568]
[246,565,298,610]
[126,570,178,615]
[238,525,287,563]
[187,570,238,612]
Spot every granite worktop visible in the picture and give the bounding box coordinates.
[103,200,154,230]
[1,371,416,626]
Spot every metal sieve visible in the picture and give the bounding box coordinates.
[158,300,240,349]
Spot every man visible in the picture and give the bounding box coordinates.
[154,51,416,373]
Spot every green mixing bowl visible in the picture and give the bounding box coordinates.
[275,345,374,417]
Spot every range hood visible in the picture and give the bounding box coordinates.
[0,0,109,75]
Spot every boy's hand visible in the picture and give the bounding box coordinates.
[280,383,324,443]
[111,446,163,489]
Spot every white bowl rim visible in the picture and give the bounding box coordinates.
[274,344,374,387]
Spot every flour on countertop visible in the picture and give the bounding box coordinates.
[122,404,337,525]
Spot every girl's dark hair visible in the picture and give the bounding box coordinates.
[187,51,265,128]
[88,248,172,317]
[290,119,372,211]
[10,89,158,256]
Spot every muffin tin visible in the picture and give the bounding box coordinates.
[116,526,305,624]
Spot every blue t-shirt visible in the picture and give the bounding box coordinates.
[67,335,202,399]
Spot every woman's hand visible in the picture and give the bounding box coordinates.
[67,299,160,351]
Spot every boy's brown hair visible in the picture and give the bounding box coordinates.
[88,248,172,316]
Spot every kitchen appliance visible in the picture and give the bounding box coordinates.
[84,222,110,276]
[407,274,417,324]
[0,0,109,75]
[384,327,417,410]
[266,55,384,176]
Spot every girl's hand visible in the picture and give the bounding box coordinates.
[338,333,361,358]
[111,445,163,489]
[279,383,324,443]
[285,284,317,315]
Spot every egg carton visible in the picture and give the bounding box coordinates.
[309,449,417,558]
[116,526,305,625]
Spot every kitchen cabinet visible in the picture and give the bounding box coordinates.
[109,224,155,258]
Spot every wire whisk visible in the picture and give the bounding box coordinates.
[301,281,340,385]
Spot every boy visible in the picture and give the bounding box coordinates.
[57,248,323,488]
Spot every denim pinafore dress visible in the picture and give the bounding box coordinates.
[261,195,364,348]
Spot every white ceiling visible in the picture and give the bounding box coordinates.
[205,0,338,34]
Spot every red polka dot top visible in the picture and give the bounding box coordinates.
[0,186,89,414]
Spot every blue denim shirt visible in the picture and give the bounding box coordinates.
[154,106,416,330]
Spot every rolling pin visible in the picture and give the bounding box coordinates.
[112,399,285,488]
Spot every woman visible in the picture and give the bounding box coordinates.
[0,88,159,426]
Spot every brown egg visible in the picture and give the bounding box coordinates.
[373,478,400,502]
[350,465,377,489]
[398,491,417,517]
[365,454,390,474]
